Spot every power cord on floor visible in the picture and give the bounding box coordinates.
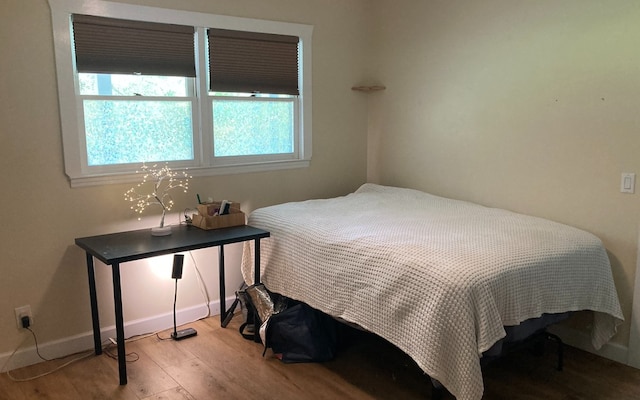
[102,344,139,363]
[3,327,93,382]
[6,351,94,382]
[3,327,146,382]
[155,332,173,341]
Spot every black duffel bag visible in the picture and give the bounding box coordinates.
[265,301,338,363]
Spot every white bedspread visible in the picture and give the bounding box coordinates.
[241,183,623,400]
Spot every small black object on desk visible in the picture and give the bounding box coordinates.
[75,224,269,385]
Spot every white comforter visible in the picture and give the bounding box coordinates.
[241,183,623,400]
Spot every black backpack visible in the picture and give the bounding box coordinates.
[236,284,338,363]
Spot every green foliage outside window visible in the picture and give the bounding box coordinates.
[212,99,294,157]
[79,73,294,166]
[83,100,193,166]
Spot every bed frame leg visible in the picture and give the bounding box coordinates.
[546,332,564,371]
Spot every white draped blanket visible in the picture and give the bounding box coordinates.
[241,184,623,400]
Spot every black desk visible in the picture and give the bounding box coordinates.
[75,224,269,385]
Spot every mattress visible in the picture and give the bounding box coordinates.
[241,183,623,400]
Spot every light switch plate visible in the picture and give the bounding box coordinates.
[621,173,635,194]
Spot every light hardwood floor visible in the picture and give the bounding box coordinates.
[2,316,640,400]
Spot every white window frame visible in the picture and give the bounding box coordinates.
[49,0,313,187]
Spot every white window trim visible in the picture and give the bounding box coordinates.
[48,0,313,187]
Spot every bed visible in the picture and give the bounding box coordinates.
[240,183,623,400]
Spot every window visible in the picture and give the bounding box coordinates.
[207,28,300,164]
[49,0,312,187]
[78,73,196,166]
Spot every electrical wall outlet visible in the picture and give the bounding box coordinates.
[15,305,33,329]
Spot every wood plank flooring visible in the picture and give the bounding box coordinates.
[2,316,640,399]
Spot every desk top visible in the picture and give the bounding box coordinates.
[75,224,270,265]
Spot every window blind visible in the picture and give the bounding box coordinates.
[72,14,196,77]
[208,28,299,95]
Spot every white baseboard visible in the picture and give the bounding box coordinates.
[3,300,631,374]
[0,298,232,373]
[547,324,629,365]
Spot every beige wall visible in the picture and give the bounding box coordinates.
[0,0,369,361]
[368,0,640,349]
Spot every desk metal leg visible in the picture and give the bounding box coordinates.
[252,239,261,343]
[111,263,127,385]
[86,253,102,355]
[254,238,261,285]
[219,245,227,326]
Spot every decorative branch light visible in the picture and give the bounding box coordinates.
[124,163,191,236]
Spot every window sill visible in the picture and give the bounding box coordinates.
[68,159,311,188]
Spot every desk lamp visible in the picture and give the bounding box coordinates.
[171,254,197,340]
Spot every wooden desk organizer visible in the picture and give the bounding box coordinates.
[192,201,245,230]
